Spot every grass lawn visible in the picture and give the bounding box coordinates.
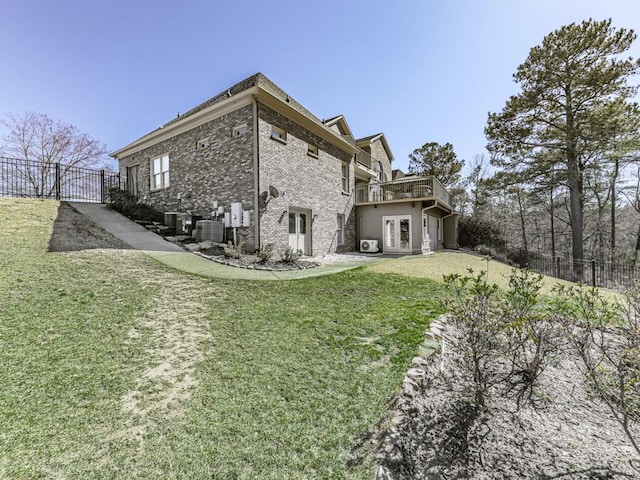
[368,250,589,295]
[0,199,447,479]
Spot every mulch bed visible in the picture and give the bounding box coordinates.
[196,248,320,271]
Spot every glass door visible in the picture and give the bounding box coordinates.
[288,210,308,254]
[383,216,412,253]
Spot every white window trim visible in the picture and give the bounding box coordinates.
[270,125,287,144]
[196,138,210,150]
[150,154,170,191]
[341,161,350,193]
[307,144,319,158]
[232,123,249,137]
[337,213,345,246]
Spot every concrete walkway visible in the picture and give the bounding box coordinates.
[68,202,378,281]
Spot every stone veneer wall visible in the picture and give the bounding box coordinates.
[257,103,356,255]
[369,139,393,182]
[118,104,257,249]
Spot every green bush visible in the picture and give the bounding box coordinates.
[223,239,245,259]
[280,246,302,264]
[459,216,505,250]
[256,243,275,264]
[108,188,164,223]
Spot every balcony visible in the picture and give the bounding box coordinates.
[355,176,452,207]
[354,149,377,180]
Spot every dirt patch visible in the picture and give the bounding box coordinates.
[119,276,211,425]
[48,202,130,252]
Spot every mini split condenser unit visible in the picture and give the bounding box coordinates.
[360,239,379,253]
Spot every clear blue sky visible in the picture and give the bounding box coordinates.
[1,0,639,173]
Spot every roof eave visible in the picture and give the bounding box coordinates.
[111,84,357,159]
[110,86,260,159]
[255,89,357,154]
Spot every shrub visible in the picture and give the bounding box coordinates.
[280,246,302,264]
[223,239,245,259]
[256,243,275,264]
[554,284,640,459]
[443,268,563,410]
[108,188,164,223]
[459,216,505,250]
[474,245,509,264]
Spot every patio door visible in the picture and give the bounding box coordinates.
[289,209,310,254]
[383,216,411,253]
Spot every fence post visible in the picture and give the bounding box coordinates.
[100,170,105,203]
[556,257,560,278]
[55,163,61,200]
[591,260,596,287]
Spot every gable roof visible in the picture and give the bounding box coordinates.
[110,73,358,159]
[355,133,394,162]
[323,115,355,141]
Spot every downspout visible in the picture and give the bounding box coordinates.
[252,99,260,250]
[421,203,440,253]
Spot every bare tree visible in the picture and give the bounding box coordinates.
[0,112,109,198]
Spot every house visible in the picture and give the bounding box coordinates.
[110,73,458,255]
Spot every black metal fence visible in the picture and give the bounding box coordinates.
[526,254,638,290]
[0,156,120,203]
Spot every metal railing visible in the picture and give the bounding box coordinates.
[526,255,639,290]
[0,156,120,203]
[355,177,452,206]
[355,149,374,170]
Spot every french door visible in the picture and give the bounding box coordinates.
[383,216,412,253]
[288,209,310,254]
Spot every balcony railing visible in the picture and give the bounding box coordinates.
[355,149,374,170]
[355,176,452,207]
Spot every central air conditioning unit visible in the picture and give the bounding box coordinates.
[360,239,379,253]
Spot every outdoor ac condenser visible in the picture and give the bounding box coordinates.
[360,239,379,253]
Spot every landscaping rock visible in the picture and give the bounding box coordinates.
[183,243,200,252]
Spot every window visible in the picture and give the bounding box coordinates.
[232,124,249,137]
[341,162,350,193]
[307,144,318,158]
[376,161,383,181]
[336,214,345,246]
[196,138,210,150]
[270,125,287,143]
[151,154,169,190]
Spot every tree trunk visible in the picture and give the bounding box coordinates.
[516,189,529,260]
[567,161,584,261]
[610,158,620,261]
[565,87,584,268]
[634,223,640,269]
[550,187,556,259]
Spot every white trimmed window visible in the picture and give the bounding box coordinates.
[307,144,319,158]
[341,162,350,193]
[151,154,169,190]
[232,124,249,137]
[270,125,286,143]
[196,138,210,150]
[337,214,345,245]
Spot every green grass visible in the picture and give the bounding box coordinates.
[368,250,594,295]
[0,199,447,479]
